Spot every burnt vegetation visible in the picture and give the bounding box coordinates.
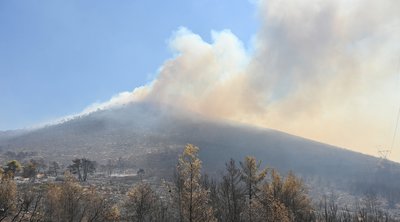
[1,105,400,221]
[0,144,398,222]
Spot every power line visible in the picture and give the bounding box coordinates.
[389,54,400,155]
[390,104,400,151]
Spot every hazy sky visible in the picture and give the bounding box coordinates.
[1,1,400,161]
[0,0,257,129]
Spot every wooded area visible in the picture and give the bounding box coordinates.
[0,144,397,221]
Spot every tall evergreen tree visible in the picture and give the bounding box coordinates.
[68,158,96,182]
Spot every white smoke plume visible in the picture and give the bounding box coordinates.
[84,0,400,160]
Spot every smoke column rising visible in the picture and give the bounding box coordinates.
[85,0,400,160]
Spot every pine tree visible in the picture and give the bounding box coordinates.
[176,144,216,222]
[240,156,267,222]
[281,171,313,221]
[219,158,244,222]
[68,158,96,182]
[258,169,290,222]
[4,160,22,178]
[125,182,157,222]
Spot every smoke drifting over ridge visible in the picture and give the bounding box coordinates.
[85,0,400,160]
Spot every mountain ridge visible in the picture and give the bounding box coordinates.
[0,102,393,169]
[2,101,400,200]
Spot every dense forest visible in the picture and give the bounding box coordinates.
[0,144,398,222]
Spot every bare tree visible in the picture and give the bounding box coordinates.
[219,159,244,222]
[106,159,116,176]
[81,186,113,222]
[48,161,60,177]
[9,185,44,222]
[0,175,17,221]
[269,170,313,221]
[240,156,267,222]
[43,173,85,221]
[175,144,216,222]
[124,182,158,222]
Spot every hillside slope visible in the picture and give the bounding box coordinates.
[0,102,399,192]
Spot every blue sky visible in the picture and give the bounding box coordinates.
[2,0,400,159]
[0,0,258,130]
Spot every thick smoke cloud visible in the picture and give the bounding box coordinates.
[85,0,400,160]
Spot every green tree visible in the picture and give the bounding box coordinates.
[22,160,37,182]
[4,160,22,178]
[68,158,96,182]
[68,159,83,181]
